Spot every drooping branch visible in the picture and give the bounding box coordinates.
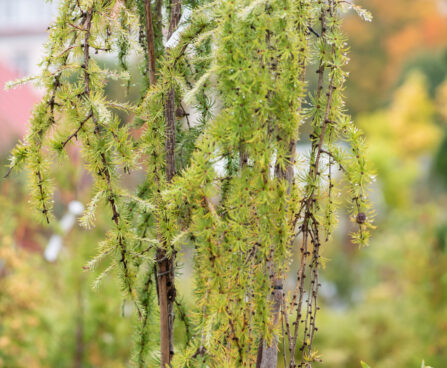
[61,113,93,148]
[80,6,139,317]
[6,2,373,368]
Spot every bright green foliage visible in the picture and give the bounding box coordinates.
[7,0,372,367]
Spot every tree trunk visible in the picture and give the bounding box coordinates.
[257,140,297,367]
[144,0,178,365]
[156,2,181,366]
[144,0,157,86]
[157,86,178,367]
[256,279,283,368]
[157,249,176,366]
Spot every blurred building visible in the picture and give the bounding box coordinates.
[0,0,57,76]
[0,0,57,151]
[0,64,40,151]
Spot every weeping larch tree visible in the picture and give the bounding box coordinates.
[6,0,373,367]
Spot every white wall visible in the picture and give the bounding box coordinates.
[0,0,57,76]
[0,0,56,31]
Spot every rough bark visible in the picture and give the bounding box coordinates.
[256,279,283,368]
[156,1,181,366]
[157,247,176,367]
[144,0,157,86]
[168,0,182,38]
[164,87,176,182]
[156,86,177,366]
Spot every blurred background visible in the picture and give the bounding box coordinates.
[0,0,446,367]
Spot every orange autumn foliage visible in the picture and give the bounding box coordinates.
[344,0,447,113]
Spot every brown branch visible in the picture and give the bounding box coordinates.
[320,148,346,172]
[226,306,244,363]
[171,23,207,68]
[290,2,339,366]
[69,22,87,31]
[36,170,50,224]
[55,45,77,58]
[174,298,192,345]
[156,3,184,366]
[61,113,93,148]
[168,0,182,39]
[312,77,335,178]
[287,3,335,365]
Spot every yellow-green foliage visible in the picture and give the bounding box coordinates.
[358,72,441,208]
[7,0,373,366]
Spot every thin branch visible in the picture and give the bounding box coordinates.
[81,6,140,318]
[307,26,320,38]
[61,113,93,148]
[320,149,346,172]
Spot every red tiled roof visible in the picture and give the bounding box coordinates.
[0,62,41,151]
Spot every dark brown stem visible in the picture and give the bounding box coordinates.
[157,2,182,366]
[257,279,283,368]
[165,88,177,182]
[168,0,182,40]
[171,23,207,68]
[61,113,92,148]
[140,0,179,364]
[174,298,191,345]
[37,170,50,224]
[157,246,176,366]
[289,2,338,366]
[144,0,157,86]
[312,77,335,178]
[320,148,346,172]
